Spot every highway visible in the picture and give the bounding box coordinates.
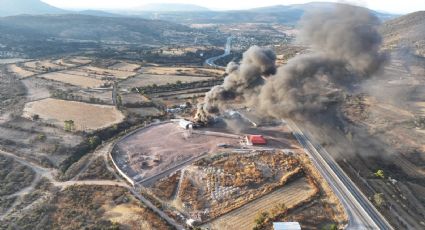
[286,120,393,230]
[205,36,233,68]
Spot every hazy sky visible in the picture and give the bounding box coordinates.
[42,0,425,14]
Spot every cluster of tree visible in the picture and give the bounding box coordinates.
[0,156,35,196]
[136,79,223,94]
[52,89,106,105]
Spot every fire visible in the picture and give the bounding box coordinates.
[193,104,212,126]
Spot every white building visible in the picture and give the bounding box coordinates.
[179,119,193,130]
[273,222,302,230]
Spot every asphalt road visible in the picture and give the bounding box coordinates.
[205,36,233,68]
[287,120,393,230]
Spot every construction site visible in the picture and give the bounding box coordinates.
[111,115,347,229]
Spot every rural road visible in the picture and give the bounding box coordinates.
[205,36,233,68]
[287,120,393,230]
[136,152,208,186]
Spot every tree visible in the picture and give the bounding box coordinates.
[87,136,101,148]
[374,169,385,179]
[32,114,40,121]
[373,193,385,207]
[37,133,46,142]
[116,95,122,106]
[254,211,269,225]
[322,223,338,230]
[64,120,75,132]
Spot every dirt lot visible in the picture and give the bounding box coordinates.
[23,98,124,131]
[206,177,315,230]
[38,72,106,88]
[8,64,36,78]
[114,122,241,180]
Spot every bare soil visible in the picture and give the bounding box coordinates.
[23,98,124,131]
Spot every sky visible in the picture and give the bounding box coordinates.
[41,0,425,14]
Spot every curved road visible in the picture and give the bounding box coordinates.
[287,120,393,230]
[205,36,233,68]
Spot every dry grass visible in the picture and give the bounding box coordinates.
[83,66,136,79]
[38,72,105,88]
[110,62,141,72]
[103,202,171,230]
[51,185,171,230]
[24,60,62,70]
[206,177,315,230]
[23,98,124,131]
[8,64,36,78]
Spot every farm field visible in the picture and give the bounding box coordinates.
[24,60,63,71]
[38,72,106,88]
[68,57,92,65]
[109,62,141,72]
[127,107,162,117]
[8,64,36,78]
[206,177,315,230]
[119,74,214,89]
[83,66,136,79]
[23,98,124,131]
[0,58,28,64]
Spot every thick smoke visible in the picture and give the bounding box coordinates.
[202,46,276,114]
[199,4,386,123]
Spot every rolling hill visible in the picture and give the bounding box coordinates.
[380,11,425,57]
[132,2,396,25]
[139,3,210,12]
[0,0,66,17]
[0,14,197,57]
[0,14,192,43]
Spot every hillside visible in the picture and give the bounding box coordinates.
[0,14,195,57]
[139,3,210,12]
[0,14,191,42]
[0,0,66,17]
[251,2,395,20]
[133,2,396,25]
[380,11,425,57]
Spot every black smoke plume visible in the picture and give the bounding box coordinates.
[198,4,386,125]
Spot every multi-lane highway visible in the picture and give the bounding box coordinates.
[287,120,393,230]
[205,36,233,68]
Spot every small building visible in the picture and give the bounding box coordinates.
[245,135,267,145]
[179,119,193,130]
[273,222,301,230]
